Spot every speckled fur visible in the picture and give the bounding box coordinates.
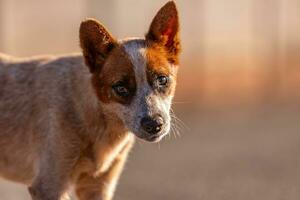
[0,1,180,200]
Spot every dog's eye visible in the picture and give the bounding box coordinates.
[157,75,169,86]
[112,84,130,97]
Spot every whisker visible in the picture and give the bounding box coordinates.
[172,101,191,104]
[171,113,189,131]
[171,124,177,139]
[168,107,189,140]
[170,121,179,139]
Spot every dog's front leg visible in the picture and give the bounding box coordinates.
[75,140,133,200]
[28,139,80,200]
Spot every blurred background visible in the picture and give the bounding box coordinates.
[1,0,300,199]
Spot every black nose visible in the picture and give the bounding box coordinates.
[141,116,164,134]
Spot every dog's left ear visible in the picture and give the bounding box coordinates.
[146,1,181,64]
[80,19,116,73]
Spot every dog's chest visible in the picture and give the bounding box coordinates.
[93,132,133,176]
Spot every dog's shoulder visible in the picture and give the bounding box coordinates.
[0,52,88,103]
[0,53,92,135]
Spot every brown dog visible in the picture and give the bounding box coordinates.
[0,1,181,199]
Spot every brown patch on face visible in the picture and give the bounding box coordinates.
[91,45,136,105]
[145,43,177,96]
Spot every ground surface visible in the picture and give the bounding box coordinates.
[1,103,300,200]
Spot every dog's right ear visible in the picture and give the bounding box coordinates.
[80,19,116,73]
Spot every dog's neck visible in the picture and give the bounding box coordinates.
[83,77,133,174]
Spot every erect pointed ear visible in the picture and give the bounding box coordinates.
[80,19,116,73]
[146,1,181,64]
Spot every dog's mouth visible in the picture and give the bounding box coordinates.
[135,133,165,142]
[145,133,166,142]
[134,127,169,143]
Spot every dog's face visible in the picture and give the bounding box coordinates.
[80,1,180,142]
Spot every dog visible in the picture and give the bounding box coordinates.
[0,1,181,200]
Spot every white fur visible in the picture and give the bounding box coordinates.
[122,39,172,140]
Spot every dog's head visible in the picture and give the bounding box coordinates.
[79,1,181,142]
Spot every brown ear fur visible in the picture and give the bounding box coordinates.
[146,1,181,64]
[80,19,116,73]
